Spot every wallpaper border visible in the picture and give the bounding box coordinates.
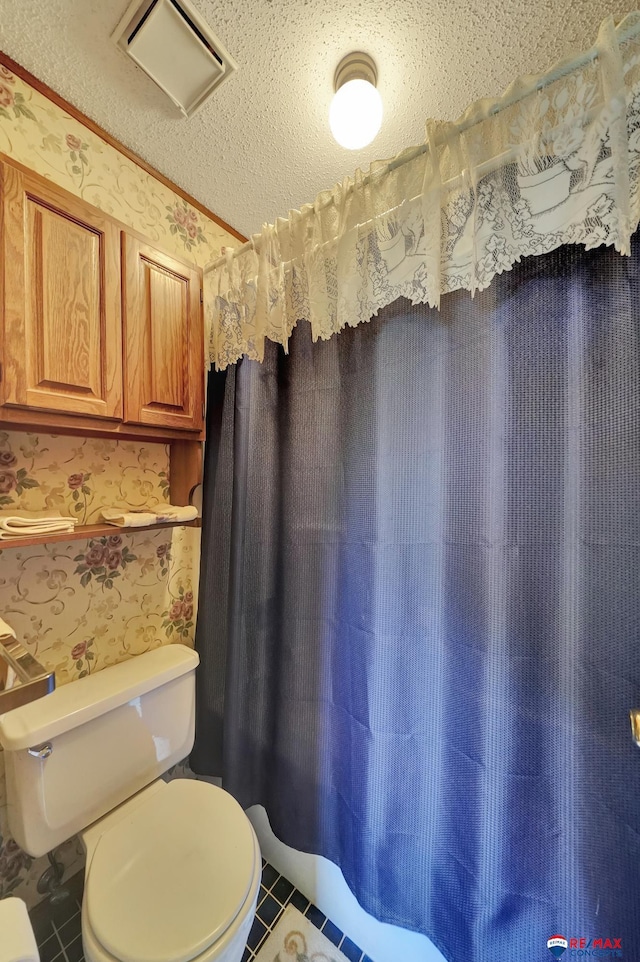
[0,48,247,244]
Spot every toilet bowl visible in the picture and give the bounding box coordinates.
[79,779,261,962]
[0,646,260,962]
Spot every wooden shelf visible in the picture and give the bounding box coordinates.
[0,519,201,551]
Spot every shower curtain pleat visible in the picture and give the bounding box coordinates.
[192,240,640,962]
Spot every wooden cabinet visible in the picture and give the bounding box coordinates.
[1,163,122,419]
[0,158,204,441]
[122,235,203,432]
[0,158,206,510]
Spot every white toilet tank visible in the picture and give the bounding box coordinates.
[0,644,199,858]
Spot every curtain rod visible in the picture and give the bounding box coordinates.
[204,16,640,276]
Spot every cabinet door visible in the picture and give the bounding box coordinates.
[1,163,122,418]
[122,234,203,432]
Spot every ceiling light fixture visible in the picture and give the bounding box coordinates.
[329,52,383,151]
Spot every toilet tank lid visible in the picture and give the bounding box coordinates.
[0,645,199,751]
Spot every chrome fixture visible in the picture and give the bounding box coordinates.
[629,708,640,748]
[0,633,55,713]
[37,849,70,903]
[28,742,53,759]
[630,709,640,748]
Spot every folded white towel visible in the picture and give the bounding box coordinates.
[101,505,198,528]
[153,505,199,523]
[101,510,159,527]
[0,510,76,526]
[0,508,78,531]
[0,525,76,540]
[0,510,78,539]
[0,897,39,962]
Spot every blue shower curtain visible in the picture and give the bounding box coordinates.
[192,239,640,962]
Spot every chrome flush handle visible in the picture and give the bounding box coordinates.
[27,743,53,759]
[630,710,640,748]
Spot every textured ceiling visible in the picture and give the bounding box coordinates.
[0,0,634,239]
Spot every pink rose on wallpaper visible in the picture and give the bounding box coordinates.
[0,65,15,83]
[71,641,87,661]
[105,549,122,570]
[65,133,82,151]
[85,543,107,568]
[74,538,136,588]
[169,601,184,621]
[165,203,202,250]
[162,588,193,639]
[0,470,16,493]
[0,82,14,107]
[67,473,84,490]
[0,450,17,467]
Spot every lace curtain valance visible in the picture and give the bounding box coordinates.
[206,13,640,371]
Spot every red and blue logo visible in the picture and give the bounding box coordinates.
[547,936,569,959]
[547,935,622,958]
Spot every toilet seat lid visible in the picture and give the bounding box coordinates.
[85,780,257,962]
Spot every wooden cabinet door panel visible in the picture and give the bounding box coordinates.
[122,235,203,431]
[1,163,122,418]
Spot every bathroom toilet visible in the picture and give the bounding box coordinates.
[80,778,260,962]
[0,645,260,962]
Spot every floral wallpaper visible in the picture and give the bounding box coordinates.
[0,431,201,906]
[0,61,239,266]
[0,57,228,909]
[0,431,170,521]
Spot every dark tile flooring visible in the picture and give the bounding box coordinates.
[28,860,375,962]
[29,870,84,962]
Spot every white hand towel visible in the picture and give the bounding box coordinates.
[0,510,77,539]
[154,505,199,523]
[101,505,198,527]
[0,510,76,527]
[0,897,39,962]
[101,509,160,527]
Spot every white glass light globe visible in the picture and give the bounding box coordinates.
[329,78,383,150]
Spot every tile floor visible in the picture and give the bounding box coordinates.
[244,859,374,962]
[29,870,84,962]
[28,860,375,962]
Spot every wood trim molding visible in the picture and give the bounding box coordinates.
[0,48,248,245]
[0,406,205,442]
